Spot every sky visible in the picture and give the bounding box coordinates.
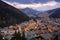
[2,0,60,11]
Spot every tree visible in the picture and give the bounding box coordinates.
[11,30,27,40]
[21,31,26,40]
[11,31,22,40]
[0,34,4,40]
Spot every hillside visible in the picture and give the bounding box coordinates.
[0,0,29,27]
[49,8,60,18]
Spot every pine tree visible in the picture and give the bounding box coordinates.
[16,31,22,40]
[11,31,22,40]
[11,30,27,40]
[21,31,27,40]
[0,34,4,40]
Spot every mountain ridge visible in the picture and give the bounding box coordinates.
[20,8,40,15]
[48,8,60,18]
[0,0,29,27]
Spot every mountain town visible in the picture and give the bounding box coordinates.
[0,0,60,40]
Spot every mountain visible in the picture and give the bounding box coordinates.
[35,8,60,18]
[20,8,40,15]
[0,0,29,27]
[48,8,60,18]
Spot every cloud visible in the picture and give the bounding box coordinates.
[2,0,60,11]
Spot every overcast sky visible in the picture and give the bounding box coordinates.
[2,0,60,11]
